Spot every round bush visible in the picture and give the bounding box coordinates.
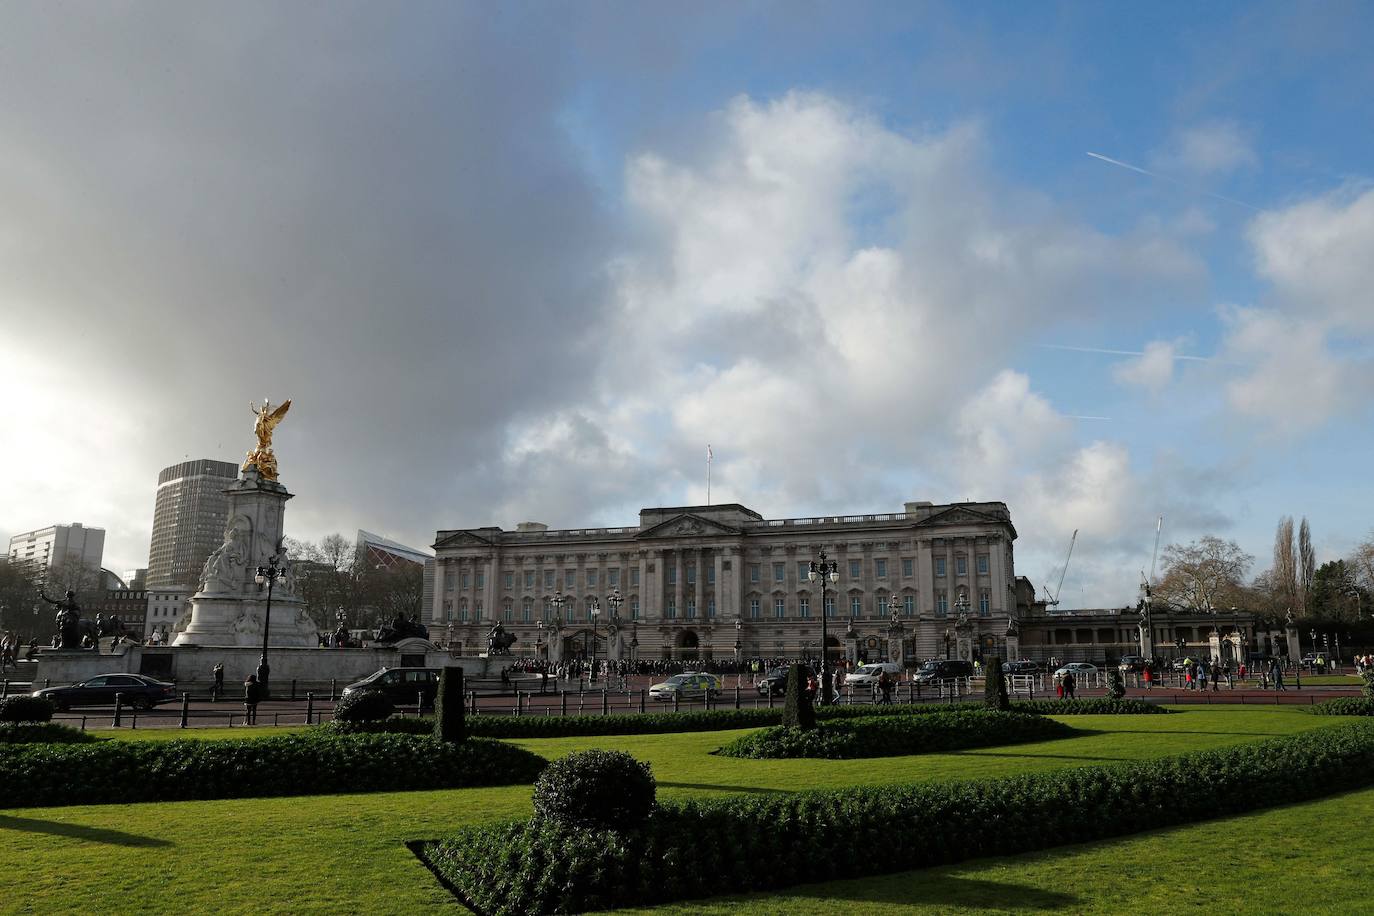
[0,695,55,724]
[0,722,94,744]
[531,749,656,830]
[333,690,395,723]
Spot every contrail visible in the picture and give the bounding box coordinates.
[1067,415,1112,421]
[1038,343,1210,362]
[1086,151,1262,212]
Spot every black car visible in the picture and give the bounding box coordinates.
[757,666,813,697]
[1002,659,1040,675]
[341,667,440,706]
[34,673,177,711]
[912,659,973,684]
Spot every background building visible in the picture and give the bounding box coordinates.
[433,500,1019,664]
[122,568,148,590]
[146,459,239,590]
[6,522,105,592]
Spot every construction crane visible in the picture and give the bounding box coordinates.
[1042,529,1078,607]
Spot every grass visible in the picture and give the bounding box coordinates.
[0,707,1358,915]
[610,784,1374,914]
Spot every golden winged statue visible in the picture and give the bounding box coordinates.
[242,398,292,480]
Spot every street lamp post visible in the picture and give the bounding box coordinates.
[255,554,287,696]
[733,618,743,685]
[943,628,952,660]
[588,597,602,684]
[808,549,840,706]
[1310,629,1317,671]
[606,588,623,684]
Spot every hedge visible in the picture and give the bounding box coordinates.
[1308,697,1374,716]
[0,696,55,724]
[531,750,655,829]
[717,709,1073,759]
[0,723,95,744]
[1010,698,1168,715]
[421,721,1374,914]
[0,731,546,808]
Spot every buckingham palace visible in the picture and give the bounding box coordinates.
[430,500,1032,665]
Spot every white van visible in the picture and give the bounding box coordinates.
[844,662,903,688]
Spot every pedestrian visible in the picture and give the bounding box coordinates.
[1063,670,1076,700]
[243,674,262,725]
[1055,673,1064,700]
[1198,664,1208,691]
[878,670,893,705]
[1142,662,1153,690]
[1211,661,1222,691]
[213,662,225,700]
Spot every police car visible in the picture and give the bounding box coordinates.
[648,672,723,701]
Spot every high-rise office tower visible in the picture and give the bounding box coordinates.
[146,459,239,590]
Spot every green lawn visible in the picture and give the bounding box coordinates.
[0,708,1357,915]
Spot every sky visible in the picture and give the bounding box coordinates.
[2,1,1372,606]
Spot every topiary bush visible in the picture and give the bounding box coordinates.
[1107,669,1126,700]
[717,709,1072,759]
[781,664,815,730]
[0,695,55,724]
[531,749,655,830]
[433,666,465,743]
[1361,669,1374,699]
[984,656,1009,710]
[333,689,394,723]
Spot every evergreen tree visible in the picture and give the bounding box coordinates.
[983,655,1009,710]
[781,664,815,730]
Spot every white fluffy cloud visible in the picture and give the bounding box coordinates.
[1113,340,1179,392]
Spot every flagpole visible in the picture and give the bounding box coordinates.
[706,445,712,505]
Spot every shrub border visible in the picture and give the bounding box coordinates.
[419,720,1374,915]
[1308,696,1374,716]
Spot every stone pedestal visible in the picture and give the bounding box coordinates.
[1005,633,1021,661]
[1207,630,1222,663]
[1285,625,1301,661]
[1138,624,1154,661]
[174,467,316,648]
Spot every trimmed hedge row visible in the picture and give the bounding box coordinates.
[717,709,1073,759]
[0,723,95,744]
[1009,698,1167,715]
[1309,697,1374,716]
[334,700,1079,740]
[1,732,546,808]
[423,721,1374,914]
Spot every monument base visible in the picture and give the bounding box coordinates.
[173,595,317,648]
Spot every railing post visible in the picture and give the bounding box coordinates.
[291,679,297,701]
[180,692,189,728]
[561,690,568,716]
[639,689,645,713]
[330,678,337,702]
[113,693,123,728]
[767,688,773,709]
[735,685,741,709]
[602,690,609,715]
[306,692,314,725]
[673,691,680,713]
[516,692,523,717]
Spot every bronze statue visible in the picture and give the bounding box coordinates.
[486,621,517,655]
[39,589,85,650]
[242,398,292,481]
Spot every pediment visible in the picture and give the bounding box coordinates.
[433,530,496,549]
[636,513,741,539]
[915,506,1003,528]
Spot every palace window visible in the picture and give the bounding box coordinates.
[444,570,455,591]
[522,600,533,623]
[476,572,485,589]
[934,558,946,578]
[977,554,989,575]
[825,596,836,617]
[503,601,513,622]
[667,566,677,586]
[685,599,696,619]
[749,598,761,619]
[462,572,471,588]
[849,559,861,579]
[565,570,576,589]
[773,563,785,583]
[956,556,967,577]
[544,570,554,588]
[774,597,786,619]
[631,598,640,620]
[749,564,760,583]
[902,558,914,578]
[474,600,483,621]
[504,572,513,589]
[587,569,598,587]
[875,558,887,579]
[799,596,810,618]
[459,599,469,622]
[903,595,915,616]
[665,600,676,620]
[877,595,889,616]
[630,568,640,586]
[979,590,991,615]
[707,598,716,618]
[706,565,716,585]
[850,597,862,617]
[609,568,619,587]
[936,591,947,615]
[524,571,534,588]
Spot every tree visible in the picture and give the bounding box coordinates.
[1298,518,1316,614]
[1309,560,1365,622]
[0,562,41,636]
[1351,532,1374,594]
[1273,517,1297,610]
[1154,537,1253,612]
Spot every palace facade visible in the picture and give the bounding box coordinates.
[430,500,1024,664]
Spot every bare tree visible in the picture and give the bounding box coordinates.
[1155,536,1254,612]
[1351,532,1374,593]
[1273,516,1296,610]
[1298,517,1315,614]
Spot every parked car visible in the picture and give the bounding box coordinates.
[1002,659,1041,676]
[1053,662,1098,679]
[649,672,723,702]
[757,666,813,697]
[341,667,440,706]
[1118,655,1148,673]
[912,659,973,684]
[844,662,904,688]
[32,673,177,711]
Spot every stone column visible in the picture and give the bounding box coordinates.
[637,552,649,621]
[484,551,498,625]
[713,550,724,619]
[674,549,684,622]
[1285,624,1301,661]
[644,549,661,620]
[432,559,446,626]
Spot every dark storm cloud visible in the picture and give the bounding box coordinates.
[0,3,621,551]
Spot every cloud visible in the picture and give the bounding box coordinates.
[1156,120,1258,176]
[1113,340,1179,392]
